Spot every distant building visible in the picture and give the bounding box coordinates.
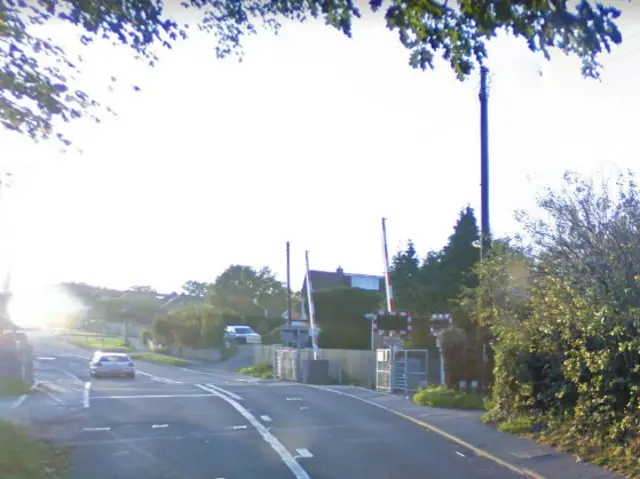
[299,267,385,320]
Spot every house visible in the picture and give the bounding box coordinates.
[299,267,385,320]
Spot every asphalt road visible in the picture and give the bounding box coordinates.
[28,335,525,479]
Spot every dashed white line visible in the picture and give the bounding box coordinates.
[456,451,466,458]
[232,425,248,430]
[83,427,111,431]
[37,357,56,361]
[260,415,272,422]
[299,407,310,410]
[152,424,169,429]
[112,451,130,456]
[196,385,310,479]
[286,397,302,401]
[83,382,91,408]
[296,448,314,459]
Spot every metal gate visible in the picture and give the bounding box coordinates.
[376,348,392,392]
[274,347,300,381]
[376,348,428,395]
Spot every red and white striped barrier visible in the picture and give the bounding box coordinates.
[371,310,412,336]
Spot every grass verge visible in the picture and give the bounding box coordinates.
[483,413,640,478]
[129,353,189,366]
[0,421,71,479]
[0,379,31,397]
[413,385,487,410]
[67,336,134,352]
[237,362,272,379]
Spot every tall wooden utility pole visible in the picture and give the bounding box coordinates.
[479,66,491,257]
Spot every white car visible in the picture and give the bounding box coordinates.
[90,351,135,378]
[224,325,262,344]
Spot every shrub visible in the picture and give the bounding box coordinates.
[414,385,486,410]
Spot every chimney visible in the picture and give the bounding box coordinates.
[336,266,344,275]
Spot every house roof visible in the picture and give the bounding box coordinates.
[301,268,385,294]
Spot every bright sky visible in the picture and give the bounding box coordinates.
[1,2,639,298]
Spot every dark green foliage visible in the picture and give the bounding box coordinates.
[2,1,625,147]
[315,287,383,350]
[390,207,480,329]
[151,303,225,348]
[210,265,286,318]
[467,171,640,475]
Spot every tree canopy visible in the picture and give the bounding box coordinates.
[1,0,625,147]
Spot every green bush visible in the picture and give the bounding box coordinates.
[460,172,640,478]
[237,362,272,379]
[413,385,486,410]
[315,287,383,350]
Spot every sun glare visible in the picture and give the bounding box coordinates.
[7,284,87,329]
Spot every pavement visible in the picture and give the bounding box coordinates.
[5,332,621,479]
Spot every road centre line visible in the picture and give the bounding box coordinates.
[92,393,216,400]
[83,382,91,408]
[195,384,310,479]
[202,383,244,401]
[295,448,314,459]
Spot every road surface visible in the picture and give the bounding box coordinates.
[28,335,523,479]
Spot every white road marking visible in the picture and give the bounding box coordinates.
[83,382,91,408]
[10,394,27,409]
[260,415,272,422]
[232,425,248,430]
[286,397,302,401]
[40,388,66,405]
[202,383,243,401]
[83,427,111,431]
[152,424,169,429]
[195,384,310,479]
[456,451,466,458]
[305,385,533,478]
[299,407,310,410]
[296,448,314,459]
[112,451,130,456]
[136,371,183,384]
[37,357,56,361]
[92,393,215,400]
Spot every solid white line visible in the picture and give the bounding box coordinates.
[305,385,541,479]
[195,384,310,479]
[10,394,27,409]
[260,415,272,422]
[92,393,215,400]
[203,383,243,401]
[83,382,91,408]
[296,448,314,459]
[152,424,169,429]
[136,371,183,384]
[83,427,111,431]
